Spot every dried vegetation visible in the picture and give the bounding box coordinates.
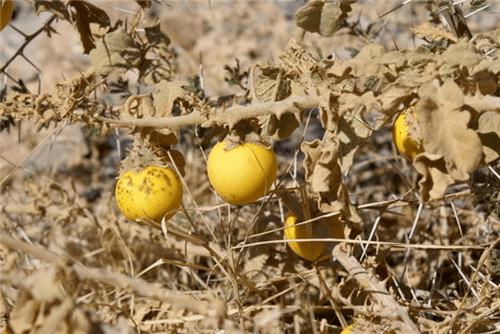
[1,1,500,333]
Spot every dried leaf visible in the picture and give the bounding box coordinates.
[414,81,483,200]
[472,57,500,76]
[265,111,301,140]
[142,59,175,85]
[439,41,482,69]
[23,266,65,303]
[90,28,142,76]
[336,111,372,172]
[34,1,111,54]
[140,21,175,84]
[418,81,482,179]
[68,1,111,53]
[145,21,171,59]
[411,22,458,43]
[252,66,291,102]
[414,153,456,201]
[34,1,71,21]
[377,50,408,68]
[135,0,152,10]
[322,59,352,80]
[120,94,156,119]
[9,293,41,334]
[294,0,353,37]
[474,111,500,163]
[243,253,269,278]
[301,134,361,227]
[153,80,189,117]
[317,89,340,132]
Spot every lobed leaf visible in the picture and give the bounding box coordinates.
[474,111,500,164]
[414,80,483,200]
[294,0,353,37]
[89,28,142,76]
[34,1,111,54]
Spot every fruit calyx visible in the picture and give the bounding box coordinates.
[222,131,273,151]
[118,133,185,177]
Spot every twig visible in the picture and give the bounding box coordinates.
[96,96,320,131]
[0,231,227,319]
[332,244,421,333]
[449,238,500,333]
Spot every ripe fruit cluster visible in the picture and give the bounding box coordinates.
[113,110,418,259]
[115,139,277,223]
[114,137,351,263]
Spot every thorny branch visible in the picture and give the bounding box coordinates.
[332,244,421,333]
[96,95,320,131]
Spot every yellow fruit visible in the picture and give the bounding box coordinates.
[340,324,356,334]
[284,212,344,261]
[0,0,13,31]
[392,107,424,162]
[207,141,277,205]
[115,166,183,222]
[285,212,324,261]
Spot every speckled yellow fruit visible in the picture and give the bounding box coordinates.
[0,0,13,31]
[392,108,424,162]
[115,166,183,222]
[207,141,277,205]
[284,213,344,261]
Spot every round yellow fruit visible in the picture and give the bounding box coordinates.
[0,0,13,31]
[284,212,344,261]
[115,166,183,222]
[207,141,277,205]
[340,324,356,334]
[285,212,325,261]
[392,107,424,162]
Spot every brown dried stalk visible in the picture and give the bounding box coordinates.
[0,231,226,320]
[332,244,421,334]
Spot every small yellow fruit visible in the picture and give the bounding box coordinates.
[284,212,344,261]
[207,141,277,205]
[0,0,13,31]
[115,166,183,222]
[285,212,324,261]
[392,107,424,162]
[340,324,356,334]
